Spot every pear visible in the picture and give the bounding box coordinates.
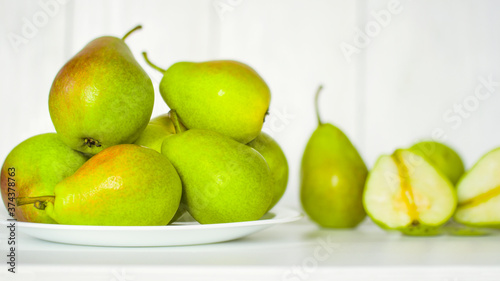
[300,86,367,228]
[49,26,154,155]
[1,133,88,223]
[248,132,289,211]
[454,148,500,227]
[409,141,464,185]
[161,115,273,224]
[143,52,270,144]
[16,145,182,226]
[134,113,176,153]
[363,149,457,235]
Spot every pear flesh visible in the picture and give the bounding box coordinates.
[363,149,456,235]
[1,133,88,223]
[49,27,154,155]
[20,144,182,226]
[454,148,500,227]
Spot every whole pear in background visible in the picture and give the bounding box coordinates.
[248,132,289,211]
[143,53,270,144]
[409,141,464,185]
[17,145,182,226]
[1,134,88,223]
[161,116,273,224]
[454,148,500,227]
[364,149,456,235]
[301,86,368,228]
[49,26,154,155]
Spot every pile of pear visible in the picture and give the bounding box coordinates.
[301,86,500,235]
[1,26,289,226]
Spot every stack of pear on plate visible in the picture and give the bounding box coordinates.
[0,26,289,226]
[301,86,500,235]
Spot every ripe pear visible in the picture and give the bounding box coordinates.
[49,26,154,155]
[17,145,182,226]
[409,141,464,185]
[454,148,500,227]
[143,52,270,144]
[161,118,273,224]
[363,149,457,235]
[134,113,177,153]
[300,86,367,228]
[248,132,288,211]
[1,133,87,223]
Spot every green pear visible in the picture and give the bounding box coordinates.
[454,147,500,227]
[134,113,176,152]
[248,132,288,211]
[161,117,273,224]
[17,144,182,226]
[363,149,457,236]
[409,141,464,185]
[49,26,154,155]
[1,133,87,223]
[143,52,270,144]
[301,86,367,228]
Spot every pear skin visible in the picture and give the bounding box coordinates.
[301,86,367,228]
[134,114,176,153]
[1,133,88,223]
[49,26,154,155]
[143,53,270,144]
[18,145,182,226]
[409,141,464,185]
[161,128,273,224]
[248,132,289,211]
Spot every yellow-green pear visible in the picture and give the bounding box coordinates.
[161,114,273,224]
[17,145,182,226]
[1,133,88,223]
[143,52,270,144]
[49,26,154,155]
[301,86,367,228]
[248,132,288,211]
[134,113,176,152]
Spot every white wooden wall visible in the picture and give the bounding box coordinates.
[1,0,500,214]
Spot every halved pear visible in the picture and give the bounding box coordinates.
[454,148,500,227]
[363,149,457,235]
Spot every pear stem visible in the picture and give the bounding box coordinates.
[122,25,142,41]
[16,196,55,210]
[169,110,185,134]
[142,52,166,73]
[314,85,324,125]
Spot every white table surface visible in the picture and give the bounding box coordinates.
[1,217,500,281]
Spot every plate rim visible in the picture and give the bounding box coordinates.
[1,207,303,231]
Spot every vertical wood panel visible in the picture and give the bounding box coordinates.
[0,0,71,166]
[363,0,500,168]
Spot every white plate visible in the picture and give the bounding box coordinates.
[5,207,302,247]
